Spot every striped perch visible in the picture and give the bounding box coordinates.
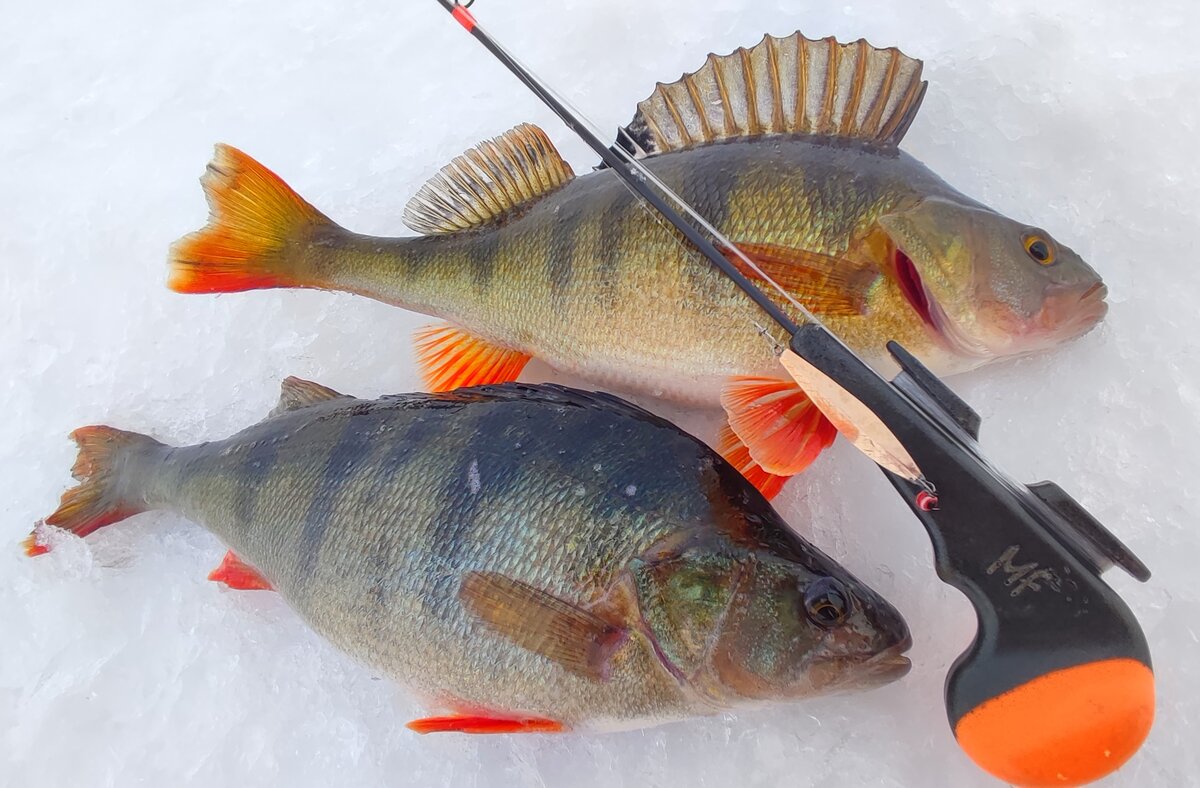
[27,379,910,734]
[167,31,1107,499]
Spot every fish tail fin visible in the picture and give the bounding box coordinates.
[27,426,166,555]
[168,144,341,294]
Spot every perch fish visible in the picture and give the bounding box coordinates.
[27,380,911,733]
[167,32,1107,497]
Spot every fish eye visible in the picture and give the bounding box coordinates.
[803,577,850,628]
[1023,233,1056,266]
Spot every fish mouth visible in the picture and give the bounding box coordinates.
[1036,280,1109,340]
[858,633,913,685]
[864,649,913,683]
[1080,281,1107,302]
[813,633,913,693]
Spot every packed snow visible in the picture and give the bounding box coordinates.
[3,0,1197,785]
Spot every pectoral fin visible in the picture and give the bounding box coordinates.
[459,571,628,682]
[723,243,876,317]
[720,377,838,481]
[413,323,532,392]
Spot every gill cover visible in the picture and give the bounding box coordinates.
[630,552,741,680]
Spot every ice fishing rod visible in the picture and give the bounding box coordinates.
[432,2,1154,785]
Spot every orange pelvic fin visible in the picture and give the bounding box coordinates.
[716,424,789,500]
[723,243,876,317]
[28,426,163,555]
[413,323,532,392]
[406,714,564,735]
[168,144,336,294]
[459,571,628,681]
[721,377,838,478]
[208,550,273,591]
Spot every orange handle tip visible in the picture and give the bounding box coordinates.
[954,658,1154,787]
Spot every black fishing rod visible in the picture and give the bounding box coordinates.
[433,3,1154,786]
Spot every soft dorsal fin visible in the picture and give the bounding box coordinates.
[403,124,576,235]
[270,376,349,416]
[622,32,927,157]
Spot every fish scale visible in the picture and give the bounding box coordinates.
[32,381,910,731]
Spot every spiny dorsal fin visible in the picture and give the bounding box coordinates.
[270,376,349,416]
[623,32,927,156]
[403,123,576,235]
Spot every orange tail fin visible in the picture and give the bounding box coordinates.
[168,144,337,294]
[25,426,164,556]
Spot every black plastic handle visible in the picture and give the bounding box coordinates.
[791,325,1154,786]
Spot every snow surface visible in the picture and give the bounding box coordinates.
[2,1,1198,785]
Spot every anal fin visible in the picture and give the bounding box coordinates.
[414,323,532,392]
[406,714,564,735]
[208,550,273,591]
[721,377,838,480]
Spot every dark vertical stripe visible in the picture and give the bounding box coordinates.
[595,190,628,305]
[425,401,529,593]
[368,411,438,492]
[294,410,378,580]
[545,217,578,301]
[233,436,281,527]
[468,230,500,290]
[669,148,743,292]
[687,149,740,233]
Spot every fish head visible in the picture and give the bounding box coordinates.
[632,529,910,703]
[878,197,1107,362]
[705,555,912,700]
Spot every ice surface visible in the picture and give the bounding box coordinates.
[2,0,1198,785]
